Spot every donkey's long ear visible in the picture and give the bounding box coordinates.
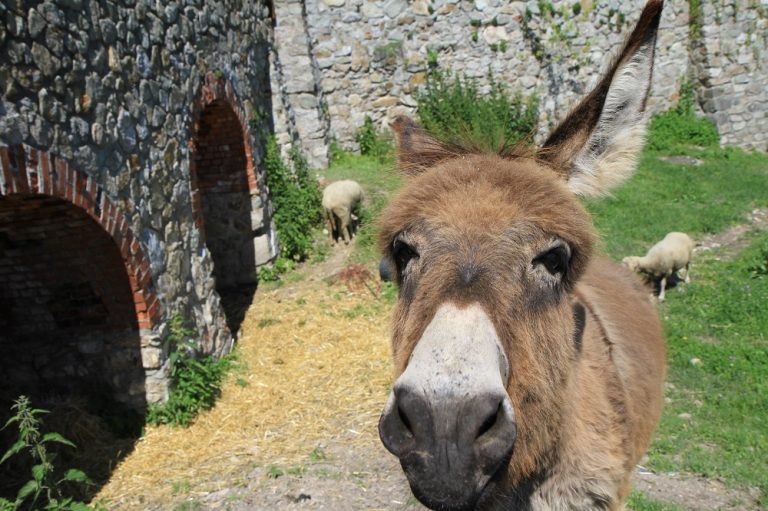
[540,0,663,196]
[390,116,457,174]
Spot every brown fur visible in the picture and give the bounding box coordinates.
[378,3,666,508]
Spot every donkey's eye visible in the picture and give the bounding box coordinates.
[393,239,419,273]
[535,245,570,276]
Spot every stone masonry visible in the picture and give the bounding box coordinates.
[0,0,276,409]
[271,0,767,157]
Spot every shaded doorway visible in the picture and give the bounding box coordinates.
[0,193,145,502]
[192,99,262,334]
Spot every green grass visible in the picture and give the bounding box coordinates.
[627,490,684,510]
[586,146,768,260]
[646,231,768,497]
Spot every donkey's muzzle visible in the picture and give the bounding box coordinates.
[379,385,516,511]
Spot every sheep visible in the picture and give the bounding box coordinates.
[622,232,696,301]
[322,180,364,244]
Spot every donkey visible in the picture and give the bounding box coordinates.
[377,2,667,510]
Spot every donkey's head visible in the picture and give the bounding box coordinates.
[377,2,663,509]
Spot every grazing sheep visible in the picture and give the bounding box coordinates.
[622,232,696,301]
[322,180,364,244]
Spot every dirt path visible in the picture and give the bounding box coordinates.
[95,216,767,510]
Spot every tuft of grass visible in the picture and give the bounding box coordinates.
[627,491,683,511]
[646,82,719,153]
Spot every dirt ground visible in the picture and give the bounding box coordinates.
[95,212,768,510]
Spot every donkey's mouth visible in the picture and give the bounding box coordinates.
[400,442,513,511]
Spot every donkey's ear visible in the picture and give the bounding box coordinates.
[390,116,456,174]
[540,0,663,196]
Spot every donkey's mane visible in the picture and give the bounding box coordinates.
[391,117,546,176]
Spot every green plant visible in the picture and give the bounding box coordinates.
[0,396,95,511]
[647,82,719,152]
[355,116,391,161]
[426,48,439,69]
[263,136,323,268]
[499,39,508,52]
[572,2,582,16]
[416,68,539,153]
[257,256,296,282]
[471,30,479,43]
[146,316,233,427]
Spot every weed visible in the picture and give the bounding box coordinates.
[0,396,95,511]
[626,490,682,510]
[173,501,202,511]
[171,480,191,496]
[257,318,279,328]
[258,257,297,282]
[308,446,326,461]
[426,48,439,69]
[285,466,306,476]
[471,30,479,43]
[296,297,307,305]
[355,116,391,161]
[266,465,284,479]
[146,316,233,427]
[416,68,539,153]
[262,136,322,268]
[647,82,719,152]
[235,378,249,388]
[572,2,581,16]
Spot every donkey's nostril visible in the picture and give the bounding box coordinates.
[476,402,501,439]
[398,403,413,435]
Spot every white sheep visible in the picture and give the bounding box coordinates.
[322,180,364,244]
[622,232,696,301]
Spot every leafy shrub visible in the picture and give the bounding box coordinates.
[647,82,719,152]
[354,116,391,161]
[263,136,322,264]
[0,396,96,511]
[416,69,539,153]
[146,316,232,427]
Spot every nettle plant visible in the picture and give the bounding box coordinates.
[0,396,95,511]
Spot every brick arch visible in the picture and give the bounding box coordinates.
[189,72,260,242]
[0,145,160,331]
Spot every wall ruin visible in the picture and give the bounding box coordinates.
[0,0,276,408]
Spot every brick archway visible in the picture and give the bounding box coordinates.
[0,145,161,407]
[189,73,272,334]
[0,145,159,330]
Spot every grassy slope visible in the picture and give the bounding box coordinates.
[324,146,768,509]
[586,147,768,260]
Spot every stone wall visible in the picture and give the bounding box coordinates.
[272,0,767,154]
[693,1,767,148]
[0,0,275,407]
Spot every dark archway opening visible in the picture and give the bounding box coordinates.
[0,194,145,503]
[193,99,259,334]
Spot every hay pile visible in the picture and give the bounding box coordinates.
[95,275,394,508]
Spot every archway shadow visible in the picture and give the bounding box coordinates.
[0,194,146,504]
